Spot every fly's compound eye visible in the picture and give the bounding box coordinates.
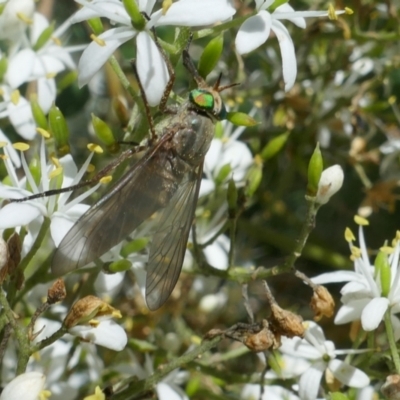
[189,89,227,120]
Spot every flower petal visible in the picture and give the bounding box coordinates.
[69,320,127,351]
[0,202,44,228]
[334,299,369,325]
[235,11,271,55]
[329,359,370,388]
[77,27,135,87]
[273,3,306,28]
[298,363,324,400]
[0,372,46,400]
[361,297,389,331]
[136,31,169,106]
[312,270,363,285]
[153,0,236,27]
[271,19,296,91]
[6,48,35,87]
[7,96,36,140]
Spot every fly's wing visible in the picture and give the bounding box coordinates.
[52,149,172,277]
[145,163,203,310]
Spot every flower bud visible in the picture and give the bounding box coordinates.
[270,303,305,338]
[0,236,8,283]
[108,259,132,273]
[245,155,263,197]
[198,34,224,79]
[33,21,54,51]
[47,279,66,304]
[307,143,323,195]
[215,163,231,185]
[375,250,391,297]
[91,114,115,146]
[64,295,121,329]
[48,105,70,156]
[0,57,8,82]
[310,285,335,321]
[226,111,258,127]
[261,131,290,161]
[227,178,238,213]
[30,94,48,130]
[87,17,103,35]
[381,375,400,400]
[122,0,146,30]
[315,165,344,205]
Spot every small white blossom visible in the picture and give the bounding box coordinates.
[279,321,370,400]
[0,138,101,250]
[72,0,236,106]
[316,164,344,205]
[313,220,400,336]
[235,1,346,91]
[0,371,50,400]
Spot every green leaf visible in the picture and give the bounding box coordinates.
[198,35,224,79]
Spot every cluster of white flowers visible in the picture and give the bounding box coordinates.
[0,0,355,398]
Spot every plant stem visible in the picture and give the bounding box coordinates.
[384,310,400,373]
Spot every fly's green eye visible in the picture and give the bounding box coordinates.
[190,89,214,111]
[189,89,227,120]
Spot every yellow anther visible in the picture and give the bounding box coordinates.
[90,33,106,46]
[13,142,29,151]
[46,72,57,79]
[344,227,356,242]
[50,156,61,168]
[0,154,9,160]
[254,100,262,108]
[16,12,33,24]
[0,141,7,148]
[328,4,338,20]
[354,215,369,226]
[39,390,52,400]
[10,90,20,105]
[112,309,122,318]
[51,36,62,46]
[87,143,103,154]
[351,246,361,259]
[100,176,112,184]
[389,96,397,105]
[345,7,354,15]
[162,0,172,14]
[89,319,100,327]
[36,128,51,138]
[49,166,63,179]
[380,246,394,255]
[87,164,95,173]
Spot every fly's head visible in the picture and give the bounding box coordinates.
[189,88,226,121]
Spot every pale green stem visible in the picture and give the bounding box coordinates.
[384,310,400,373]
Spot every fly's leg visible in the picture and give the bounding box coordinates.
[11,145,146,203]
[182,34,207,89]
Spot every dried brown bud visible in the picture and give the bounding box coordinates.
[7,232,21,274]
[381,375,400,399]
[64,295,121,329]
[47,279,66,304]
[310,285,335,321]
[243,320,280,352]
[0,237,9,283]
[270,303,305,338]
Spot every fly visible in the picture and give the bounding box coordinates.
[15,38,235,310]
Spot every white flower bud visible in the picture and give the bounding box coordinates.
[0,372,49,400]
[316,165,344,205]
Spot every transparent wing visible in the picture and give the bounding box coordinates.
[145,164,203,310]
[52,149,173,276]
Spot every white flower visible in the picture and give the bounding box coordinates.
[0,371,50,400]
[69,319,127,351]
[313,219,400,336]
[316,164,344,205]
[72,0,236,106]
[242,384,300,400]
[0,0,35,44]
[235,1,346,91]
[5,12,80,113]
[0,85,36,140]
[201,113,254,197]
[0,138,101,250]
[279,321,370,400]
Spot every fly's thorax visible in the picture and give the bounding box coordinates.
[173,109,214,166]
